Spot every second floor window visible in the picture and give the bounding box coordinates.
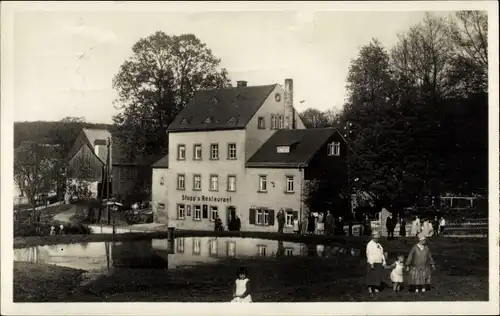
[327,142,340,156]
[177,144,186,160]
[193,144,202,160]
[210,144,219,160]
[286,176,294,193]
[210,175,219,191]
[177,204,185,219]
[177,174,185,190]
[227,175,236,192]
[259,175,267,192]
[193,174,201,191]
[228,143,237,160]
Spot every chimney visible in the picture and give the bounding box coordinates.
[284,78,296,129]
[236,80,247,88]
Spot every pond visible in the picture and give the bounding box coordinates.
[14,237,363,271]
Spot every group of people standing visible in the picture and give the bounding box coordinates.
[409,215,446,237]
[366,230,436,295]
[306,211,346,235]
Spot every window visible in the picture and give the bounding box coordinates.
[177,204,185,219]
[259,175,267,192]
[227,241,236,257]
[277,146,290,153]
[193,205,201,220]
[271,114,285,130]
[271,115,278,129]
[256,209,270,225]
[177,174,185,190]
[327,142,341,156]
[210,143,219,160]
[286,176,294,193]
[210,206,219,221]
[258,116,265,129]
[257,245,267,256]
[193,174,201,191]
[193,144,202,160]
[193,238,201,255]
[209,239,218,256]
[227,175,236,192]
[209,175,219,191]
[285,210,295,227]
[202,205,209,219]
[176,238,185,253]
[285,248,293,256]
[177,144,186,160]
[227,143,237,160]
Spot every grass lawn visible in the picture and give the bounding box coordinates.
[14,237,488,302]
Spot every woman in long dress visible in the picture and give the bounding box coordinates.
[365,231,386,295]
[411,216,421,236]
[316,213,325,235]
[406,234,436,292]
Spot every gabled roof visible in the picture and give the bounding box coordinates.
[152,154,169,169]
[83,128,111,146]
[245,128,341,168]
[167,84,277,132]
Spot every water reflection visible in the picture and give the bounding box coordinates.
[14,237,362,272]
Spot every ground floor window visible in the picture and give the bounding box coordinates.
[193,205,201,220]
[257,245,267,256]
[193,238,201,255]
[285,210,295,227]
[210,206,218,221]
[177,204,185,219]
[249,208,275,226]
[285,248,293,256]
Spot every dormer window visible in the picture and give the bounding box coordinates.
[277,146,290,154]
[204,117,213,124]
[327,142,341,156]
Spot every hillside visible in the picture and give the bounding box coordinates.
[14,121,113,153]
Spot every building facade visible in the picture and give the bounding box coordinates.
[152,79,348,232]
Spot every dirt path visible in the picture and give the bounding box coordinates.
[52,205,77,223]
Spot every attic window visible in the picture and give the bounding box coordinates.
[204,117,213,124]
[227,117,237,125]
[277,146,290,154]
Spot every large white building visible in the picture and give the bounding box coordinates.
[152,79,348,232]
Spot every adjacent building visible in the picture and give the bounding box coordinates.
[152,79,348,232]
[67,128,154,200]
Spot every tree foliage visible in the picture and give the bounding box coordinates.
[305,12,488,211]
[112,32,231,158]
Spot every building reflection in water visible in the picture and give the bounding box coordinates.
[14,237,362,272]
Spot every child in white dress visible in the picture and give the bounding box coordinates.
[387,254,405,292]
[231,267,252,302]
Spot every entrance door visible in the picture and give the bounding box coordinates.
[227,206,236,230]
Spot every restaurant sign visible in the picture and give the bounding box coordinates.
[181,194,232,203]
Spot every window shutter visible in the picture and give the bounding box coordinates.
[268,209,275,226]
[249,208,256,224]
[202,205,208,218]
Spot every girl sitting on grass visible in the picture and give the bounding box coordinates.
[231,267,252,302]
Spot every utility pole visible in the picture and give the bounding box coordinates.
[344,121,354,236]
[106,137,111,225]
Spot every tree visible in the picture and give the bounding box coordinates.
[14,143,58,221]
[300,108,331,128]
[112,32,231,159]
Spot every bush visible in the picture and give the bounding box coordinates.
[13,221,93,237]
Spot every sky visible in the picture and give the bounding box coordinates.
[13,9,448,124]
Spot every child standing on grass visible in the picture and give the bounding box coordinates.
[386,254,405,291]
[231,267,252,302]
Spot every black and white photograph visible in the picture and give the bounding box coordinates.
[1,1,499,315]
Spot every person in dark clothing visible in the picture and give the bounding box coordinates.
[363,215,372,236]
[399,217,406,237]
[307,212,315,234]
[214,216,223,232]
[386,213,396,240]
[325,210,335,235]
[336,217,345,235]
[234,215,241,232]
[277,209,285,233]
